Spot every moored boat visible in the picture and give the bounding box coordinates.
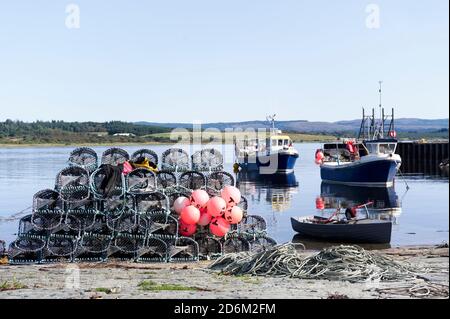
[316,107,402,187]
[235,115,299,174]
[290,216,392,244]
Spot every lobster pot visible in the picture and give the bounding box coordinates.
[101,147,129,166]
[142,213,178,237]
[168,237,199,262]
[232,215,267,236]
[100,194,134,215]
[192,149,224,172]
[222,237,251,254]
[0,240,5,256]
[45,234,78,261]
[161,148,190,172]
[90,167,125,200]
[206,171,235,192]
[237,195,248,213]
[64,200,98,233]
[137,236,168,263]
[248,236,277,253]
[56,167,90,202]
[178,171,206,191]
[8,235,46,264]
[86,213,111,235]
[33,189,64,213]
[75,233,112,262]
[68,147,98,173]
[195,235,222,260]
[106,210,138,233]
[156,171,178,191]
[131,149,159,166]
[110,234,146,260]
[126,168,157,195]
[18,214,45,236]
[135,192,169,215]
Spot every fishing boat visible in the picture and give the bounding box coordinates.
[316,86,402,186]
[234,115,299,174]
[291,204,393,244]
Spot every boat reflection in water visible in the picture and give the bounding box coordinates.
[237,171,299,213]
[292,182,404,250]
[319,182,402,220]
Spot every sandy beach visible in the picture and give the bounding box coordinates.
[0,245,448,299]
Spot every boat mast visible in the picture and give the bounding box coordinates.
[379,81,384,138]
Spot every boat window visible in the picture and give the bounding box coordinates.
[365,143,379,154]
[278,140,283,146]
[272,140,277,147]
[379,143,396,154]
[284,139,289,146]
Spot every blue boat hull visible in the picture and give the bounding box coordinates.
[239,152,298,174]
[321,159,398,186]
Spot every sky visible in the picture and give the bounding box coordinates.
[0,0,448,123]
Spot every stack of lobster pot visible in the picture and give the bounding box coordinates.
[7,147,276,264]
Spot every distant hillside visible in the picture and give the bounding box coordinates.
[137,118,449,134]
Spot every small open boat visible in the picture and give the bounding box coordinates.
[291,216,392,244]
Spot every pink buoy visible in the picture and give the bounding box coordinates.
[180,205,200,225]
[209,217,230,237]
[179,221,197,237]
[220,186,241,207]
[197,212,212,226]
[206,196,227,217]
[224,206,243,225]
[173,196,191,215]
[190,189,210,209]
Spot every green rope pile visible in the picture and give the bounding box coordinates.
[209,243,421,283]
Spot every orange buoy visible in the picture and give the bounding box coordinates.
[315,197,325,210]
[206,196,227,217]
[209,217,230,237]
[315,149,324,165]
[221,186,241,207]
[180,205,200,225]
[179,221,197,236]
[190,189,210,209]
[224,206,243,224]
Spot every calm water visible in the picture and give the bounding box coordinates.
[0,144,448,248]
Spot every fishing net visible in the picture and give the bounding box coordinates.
[195,235,222,260]
[46,234,78,258]
[209,244,425,283]
[192,148,224,172]
[169,237,199,262]
[178,171,206,190]
[90,166,126,199]
[135,192,169,214]
[156,171,178,190]
[137,236,168,262]
[126,168,157,195]
[222,237,251,254]
[18,214,44,236]
[31,212,63,232]
[101,147,129,166]
[68,147,98,173]
[206,171,235,191]
[131,149,159,166]
[55,167,90,202]
[100,194,134,216]
[161,148,190,172]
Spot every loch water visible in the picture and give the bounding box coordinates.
[0,143,448,248]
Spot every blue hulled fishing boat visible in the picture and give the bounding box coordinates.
[234,115,299,174]
[316,98,402,187]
